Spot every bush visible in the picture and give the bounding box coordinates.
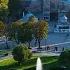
[12,44,32,64]
[59,50,70,68]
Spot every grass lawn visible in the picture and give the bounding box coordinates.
[0,56,58,70]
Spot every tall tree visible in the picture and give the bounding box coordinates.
[9,20,22,43]
[15,16,37,47]
[10,16,36,47]
[33,20,48,48]
[17,23,33,48]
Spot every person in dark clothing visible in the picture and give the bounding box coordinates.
[55,47,58,51]
[47,46,50,51]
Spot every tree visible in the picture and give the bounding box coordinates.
[17,23,33,48]
[33,20,48,48]
[0,21,5,36]
[0,22,10,49]
[3,24,10,49]
[0,0,9,23]
[12,44,32,65]
[24,24,33,48]
[0,0,8,9]
[15,16,36,47]
[28,16,38,23]
[7,21,22,44]
[24,16,37,48]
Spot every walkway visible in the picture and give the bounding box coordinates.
[33,52,60,57]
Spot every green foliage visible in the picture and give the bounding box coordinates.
[0,21,5,30]
[59,50,70,67]
[8,19,33,45]
[10,16,48,48]
[8,21,22,41]
[0,21,5,36]
[34,20,48,39]
[0,0,8,9]
[28,16,38,23]
[18,23,33,44]
[13,18,34,46]
[0,0,9,22]
[12,44,32,64]
[33,20,48,48]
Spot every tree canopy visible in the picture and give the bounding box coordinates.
[0,21,5,36]
[12,44,32,64]
[0,0,8,9]
[33,20,48,48]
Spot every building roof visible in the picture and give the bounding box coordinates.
[22,12,34,22]
[22,11,38,22]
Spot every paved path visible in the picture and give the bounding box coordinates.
[0,51,60,62]
[33,52,60,57]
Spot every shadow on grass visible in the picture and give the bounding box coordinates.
[24,61,70,70]
[0,58,37,70]
[0,56,58,70]
[0,62,19,70]
[24,61,58,70]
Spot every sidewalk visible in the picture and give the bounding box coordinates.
[33,52,60,57]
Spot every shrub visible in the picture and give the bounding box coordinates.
[12,44,32,65]
[59,50,70,68]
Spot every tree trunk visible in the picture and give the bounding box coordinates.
[38,39,41,49]
[35,39,37,47]
[5,36,9,49]
[28,42,31,49]
[15,33,19,44]
[5,41,9,49]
